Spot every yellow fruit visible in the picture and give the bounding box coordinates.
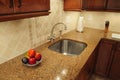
[25,53,30,59]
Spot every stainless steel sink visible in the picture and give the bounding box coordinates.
[48,39,87,55]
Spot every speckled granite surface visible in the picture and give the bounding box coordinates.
[0,28,115,80]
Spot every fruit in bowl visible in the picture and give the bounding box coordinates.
[22,57,29,64]
[35,53,42,61]
[29,58,36,64]
[28,49,36,58]
[22,49,42,66]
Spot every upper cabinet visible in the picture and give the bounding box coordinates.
[83,0,120,11]
[109,43,120,80]
[14,0,50,13]
[0,0,13,15]
[95,39,116,77]
[64,0,82,11]
[107,0,120,11]
[64,0,120,11]
[82,0,107,10]
[0,0,50,22]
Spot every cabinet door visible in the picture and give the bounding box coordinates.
[64,0,82,11]
[82,0,107,10]
[109,43,120,80]
[95,39,116,77]
[0,0,13,15]
[14,0,50,13]
[107,0,120,10]
[76,48,98,80]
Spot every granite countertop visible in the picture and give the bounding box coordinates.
[0,28,114,80]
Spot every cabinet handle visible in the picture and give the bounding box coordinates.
[9,0,14,8]
[18,0,22,8]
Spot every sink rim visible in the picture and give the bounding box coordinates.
[48,39,87,47]
[48,39,87,56]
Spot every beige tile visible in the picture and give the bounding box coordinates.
[82,11,120,32]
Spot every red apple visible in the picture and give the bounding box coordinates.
[35,53,42,61]
[29,58,36,64]
[28,49,36,58]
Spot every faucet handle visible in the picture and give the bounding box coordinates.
[48,34,56,42]
[51,34,56,38]
[47,36,51,40]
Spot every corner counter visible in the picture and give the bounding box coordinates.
[0,28,114,80]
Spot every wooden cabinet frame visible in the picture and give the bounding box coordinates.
[64,0,120,11]
[0,0,50,22]
[64,0,82,11]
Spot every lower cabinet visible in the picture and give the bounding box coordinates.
[95,39,116,77]
[109,43,120,80]
[76,38,120,80]
[75,47,98,80]
[95,38,120,80]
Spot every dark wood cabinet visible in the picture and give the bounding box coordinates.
[76,47,98,80]
[64,0,82,11]
[14,0,50,13]
[63,0,120,11]
[0,0,50,22]
[76,38,120,80]
[0,0,13,15]
[82,0,107,10]
[95,39,116,77]
[82,0,120,11]
[107,0,120,11]
[109,43,120,80]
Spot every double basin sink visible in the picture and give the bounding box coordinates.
[48,39,87,56]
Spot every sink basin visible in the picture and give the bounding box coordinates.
[48,39,87,55]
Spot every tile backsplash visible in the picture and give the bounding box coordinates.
[82,11,120,32]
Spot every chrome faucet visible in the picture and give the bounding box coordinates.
[48,22,67,42]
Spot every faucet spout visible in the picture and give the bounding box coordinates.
[48,22,67,42]
[51,22,67,36]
